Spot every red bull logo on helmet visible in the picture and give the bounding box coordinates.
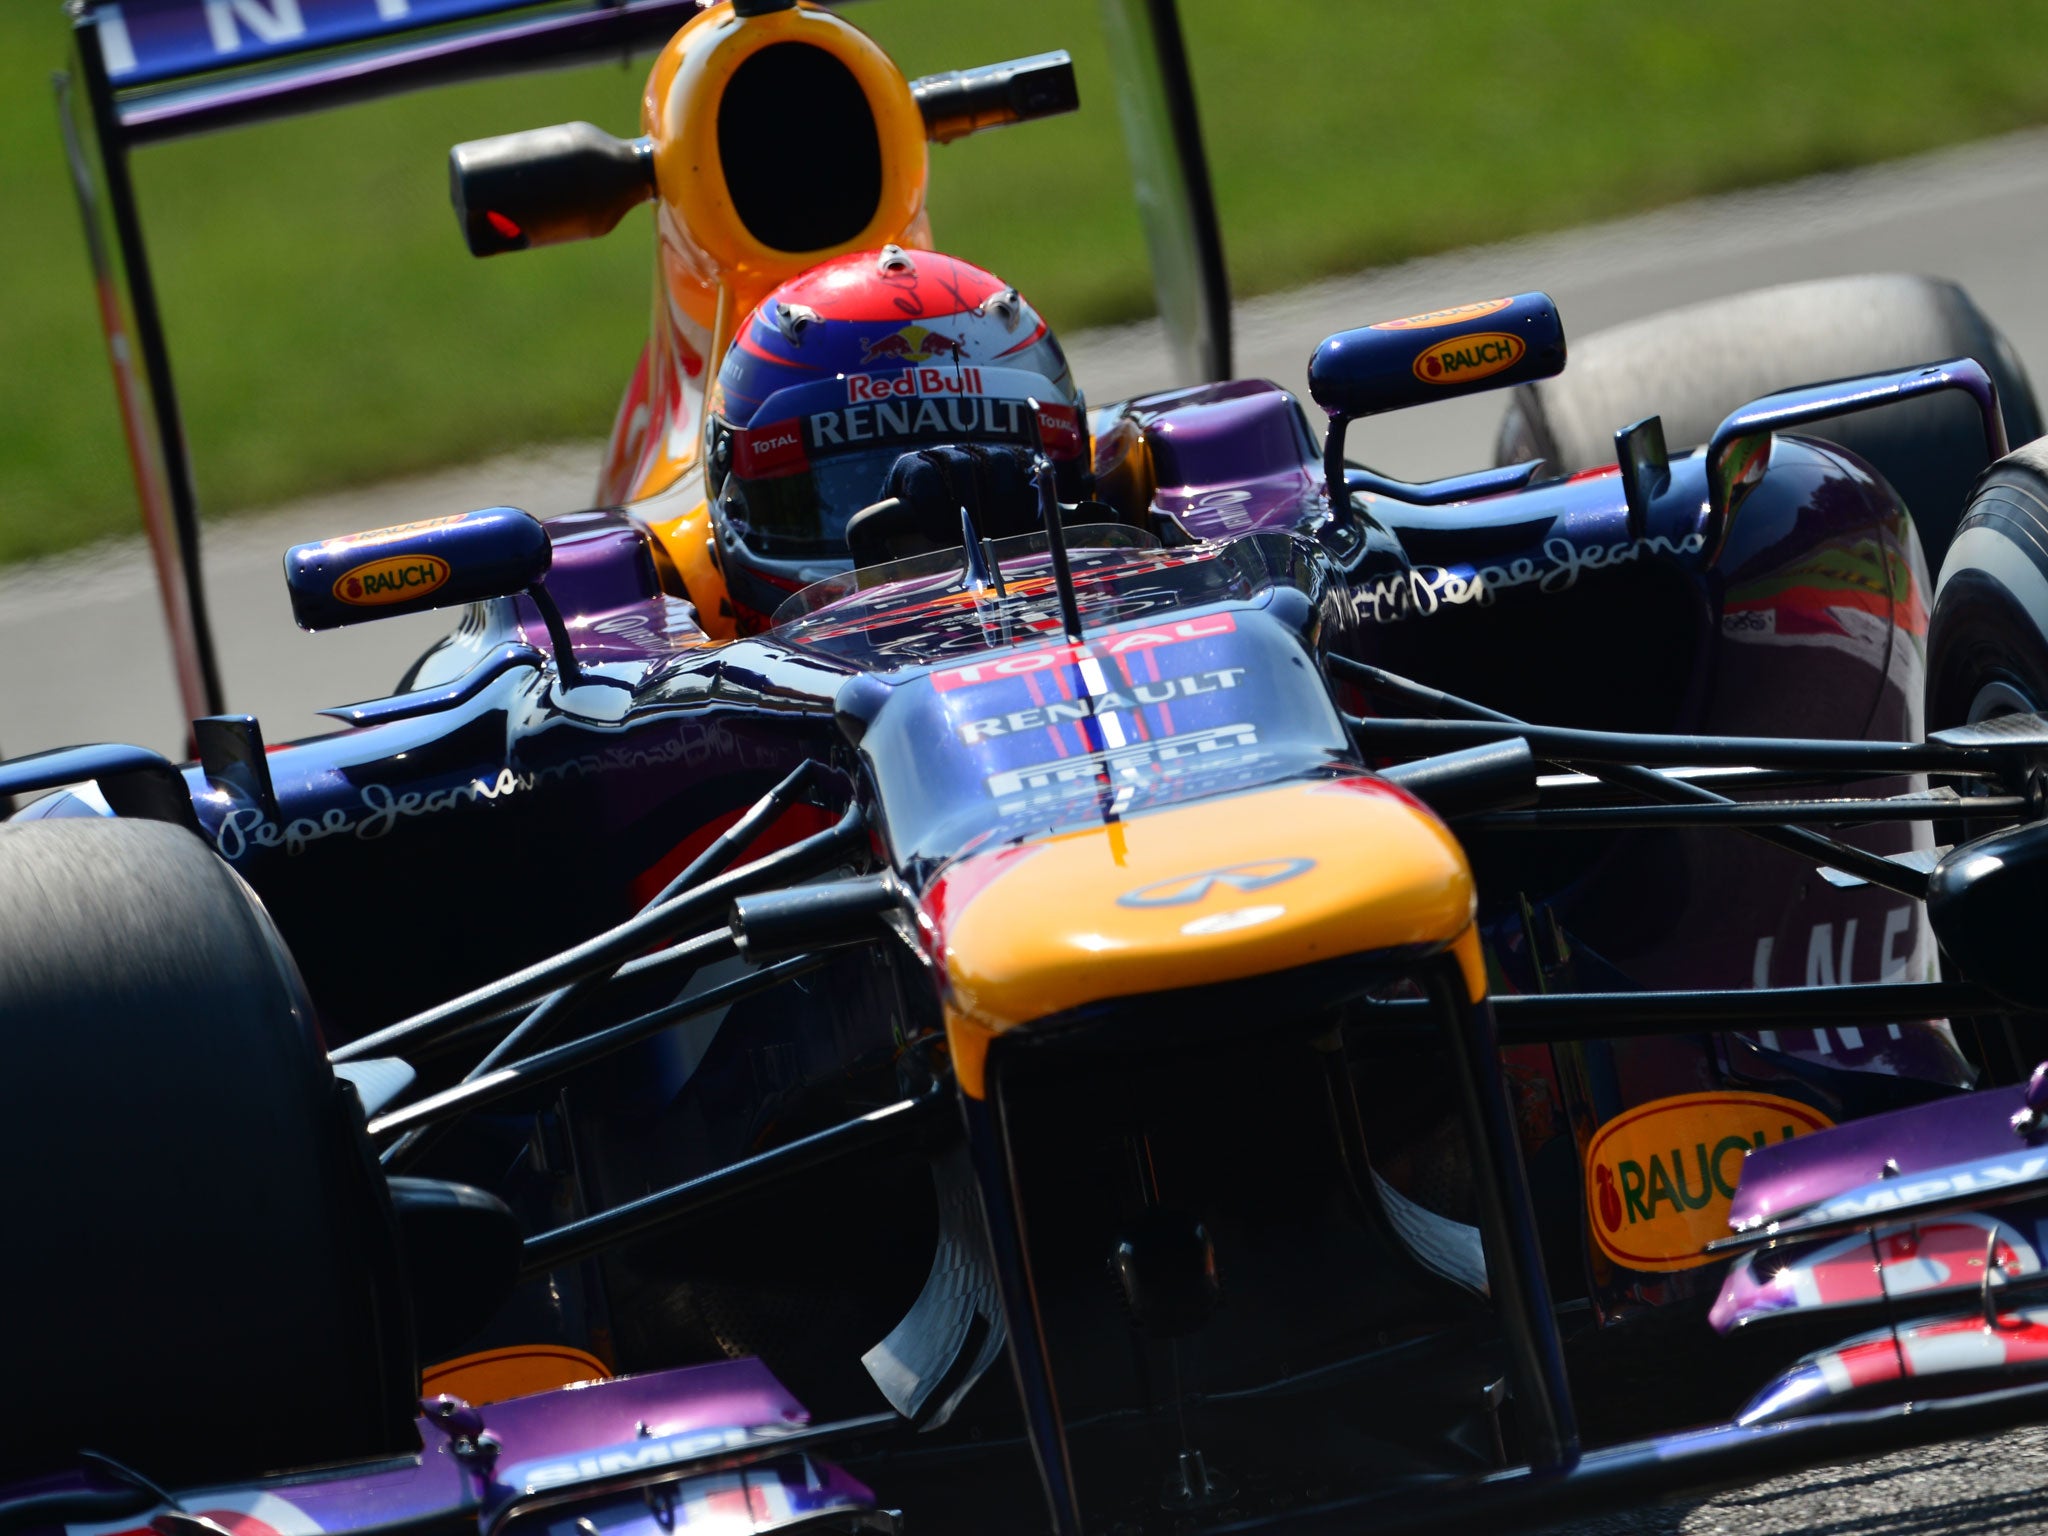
[847,367,986,403]
[1585,1091,1833,1272]
[858,324,971,366]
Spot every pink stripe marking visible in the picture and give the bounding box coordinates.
[1143,644,1178,737]
[1115,651,1151,741]
[1022,669,1067,758]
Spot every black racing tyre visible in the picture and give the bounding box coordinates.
[1925,439,2048,1079]
[1927,438,2048,732]
[0,819,416,1485]
[1495,274,2042,571]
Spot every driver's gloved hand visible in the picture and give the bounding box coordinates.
[885,444,1042,542]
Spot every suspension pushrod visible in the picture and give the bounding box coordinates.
[1534,765,1984,803]
[652,760,825,909]
[465,761,826,1081]
[520,1084,946,1277]
[331,802,865,1063]
[1464,795,2024,831]
[1347,714,1983,774]
[1356,981,2029,1045]
[368,952,828,1139]
[1326,657,1930,898]
[386,938,737,1163]
[407,930,739,1060]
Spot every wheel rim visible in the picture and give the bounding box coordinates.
[1968,678,2041,724]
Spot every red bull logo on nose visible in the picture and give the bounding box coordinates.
[859,324,972,365]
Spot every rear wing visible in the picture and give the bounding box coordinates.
[58,0,1231,735]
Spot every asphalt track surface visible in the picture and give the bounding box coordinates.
[12,130,2048,1529]
[1538,1426,2048,1536]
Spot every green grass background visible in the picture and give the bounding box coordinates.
[9,1,2048,562]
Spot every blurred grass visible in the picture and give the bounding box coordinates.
[10,1,2048,561]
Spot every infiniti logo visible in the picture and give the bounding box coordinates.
[1117,858,1316,908]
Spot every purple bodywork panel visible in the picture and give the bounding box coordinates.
[503,511,708,669]
[17,1362,873,1536]
[1728,1080,2033,1232]
[1114,380,1325,540]
[1710,1083,2048,1333]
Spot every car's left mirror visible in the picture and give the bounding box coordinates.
[1927,816,2048,1009]
[284,507,550,631]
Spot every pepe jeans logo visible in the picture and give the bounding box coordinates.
[1412,330,1524,384]
[212,735,710,860]
[1117,858,1315,908]
[334,553,449,607]
[1585,1092,1833,1273]
[1354,532,1709,624]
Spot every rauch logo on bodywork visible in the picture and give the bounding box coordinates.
[1585,1091,1833,1272]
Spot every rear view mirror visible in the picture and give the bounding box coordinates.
[910,52,1080,143]
[284,506,550,631]
[450,122,655,257]
[1927,819,2048,1009]
[1308,293,1565,517]
[1308,293,1566,421]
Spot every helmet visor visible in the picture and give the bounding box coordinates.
[722,367,1084,559]
[723,446,907,558]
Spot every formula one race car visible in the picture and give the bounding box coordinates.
[17,3,2048,1534]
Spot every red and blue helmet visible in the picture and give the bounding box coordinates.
[704,246,1085,624]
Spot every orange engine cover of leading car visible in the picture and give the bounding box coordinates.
[608,0,936,521]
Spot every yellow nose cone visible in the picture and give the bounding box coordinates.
[927,776,1482,1097]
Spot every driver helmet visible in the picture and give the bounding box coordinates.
[704,245,1086,628]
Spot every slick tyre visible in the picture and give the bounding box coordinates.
[1925,439,2048,1078]
[1496,274,2041,570]
[1927,438,2048,733]
[0,818,415,1485]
